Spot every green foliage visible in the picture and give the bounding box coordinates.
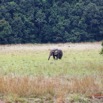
[101,41,103,47]
[0,0,103,44]
[0,19,12,36]
[0,19,12,43]
[100,42,103,54]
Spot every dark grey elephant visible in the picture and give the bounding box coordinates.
[48,49,63,60]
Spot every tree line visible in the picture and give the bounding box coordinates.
[0,0,103,44]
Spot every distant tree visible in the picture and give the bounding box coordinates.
[0,0,103,44]
[0,19,12,44]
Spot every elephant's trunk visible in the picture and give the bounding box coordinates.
[48,54,51,60]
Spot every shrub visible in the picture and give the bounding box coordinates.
[100,42,103,54]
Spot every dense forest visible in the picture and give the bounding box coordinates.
[0,0,103,44]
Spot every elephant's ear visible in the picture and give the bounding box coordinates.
[54,50,58,55]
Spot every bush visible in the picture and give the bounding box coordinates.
[100,42,103,54]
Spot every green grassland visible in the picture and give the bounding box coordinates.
[0,43,103,103]
[0,48,102,77]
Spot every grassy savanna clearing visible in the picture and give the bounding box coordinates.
[0,42,103,103]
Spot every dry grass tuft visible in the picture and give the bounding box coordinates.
[69,76,101,94]
[0,75,103,98]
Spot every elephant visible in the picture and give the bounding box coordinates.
[48,49,63,60]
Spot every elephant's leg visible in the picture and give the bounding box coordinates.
[53,55,56,59]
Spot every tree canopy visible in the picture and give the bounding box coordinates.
[0,0,103,44]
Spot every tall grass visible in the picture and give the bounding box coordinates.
[0,75,102,97]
